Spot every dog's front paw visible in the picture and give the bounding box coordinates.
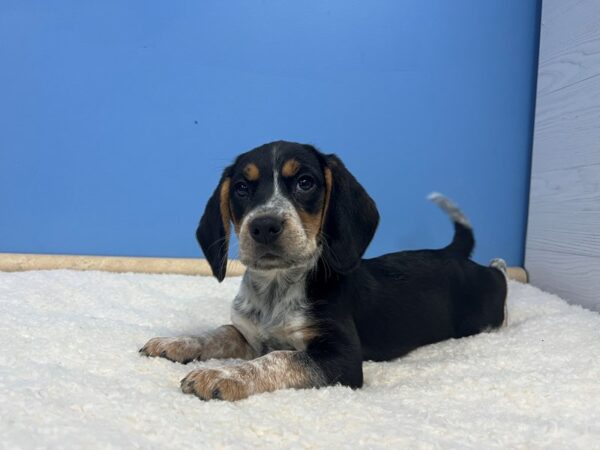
[180,368,249,401]
[139,337,203,364]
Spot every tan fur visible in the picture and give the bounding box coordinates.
[140,325,256,363]
[321,167,333,232]
[297,209,322,240]
[284,323,320,348]
[220,178,241,234]
[281,159,300,178]
[243,163,260,181]
[180,350,323,401]
[219,178,232,238]
[295,166,331,240]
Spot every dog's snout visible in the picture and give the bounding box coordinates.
[250,216,284,245]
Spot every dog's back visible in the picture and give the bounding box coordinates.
[339,194,507,362]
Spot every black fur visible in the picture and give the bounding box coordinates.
[197,141,507,390]
[319,154,379,274]
[196,167,232,282]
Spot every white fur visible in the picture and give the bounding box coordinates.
[231,267,313,354]
[428,192,471,227]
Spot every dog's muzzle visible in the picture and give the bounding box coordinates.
[249,216,284,246]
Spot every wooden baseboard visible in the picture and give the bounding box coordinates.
[0,253,245,277]
[506,267,528,283]
[0,252,528,283]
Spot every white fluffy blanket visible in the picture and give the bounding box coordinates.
[0,270,599,449]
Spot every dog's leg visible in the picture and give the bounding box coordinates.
[139,325,256,364]
[181,327,364,401]
[180,350,324,401]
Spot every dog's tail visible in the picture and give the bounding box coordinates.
[428,192,475,258]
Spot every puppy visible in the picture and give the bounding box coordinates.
[140,141,507,401]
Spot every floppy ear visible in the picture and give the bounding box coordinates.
[196,169,232,282]
[321,154,379,274]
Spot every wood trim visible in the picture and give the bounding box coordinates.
[0,252,529,282]
[507,267,528,284]
[0,253,245,277]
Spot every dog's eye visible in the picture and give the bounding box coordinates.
[296,175,315,192]
[234,181,249,197]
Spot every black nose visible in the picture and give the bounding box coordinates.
[250,216,284,245]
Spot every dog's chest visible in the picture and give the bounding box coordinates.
[231,273,313,354]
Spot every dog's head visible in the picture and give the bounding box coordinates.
[196,141,379,281]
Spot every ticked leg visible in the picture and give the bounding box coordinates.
[139,325,256,364]
[180,325,364,401]
[180,350,326,400]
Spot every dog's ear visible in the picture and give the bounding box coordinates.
[196,167,233,282]
[320,154,379,274]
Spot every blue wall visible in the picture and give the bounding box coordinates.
[0,1,540,266]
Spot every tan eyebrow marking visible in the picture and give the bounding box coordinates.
[281,159,300,178]
[243,163,260,181]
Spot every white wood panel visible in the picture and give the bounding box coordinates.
[532,0,600,173]
[529,163,600,205]
[527,211,600,259]
[526,0,600,311]
[533,75,600,172]
[526,248,600,312]
[536,0,600,96]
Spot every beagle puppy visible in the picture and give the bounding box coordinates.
[140,141,508,401]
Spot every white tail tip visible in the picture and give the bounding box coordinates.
[427,192,471,228]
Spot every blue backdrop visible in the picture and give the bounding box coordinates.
[0,0,541,266]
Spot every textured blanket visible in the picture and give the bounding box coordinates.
[0,270,599,449]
